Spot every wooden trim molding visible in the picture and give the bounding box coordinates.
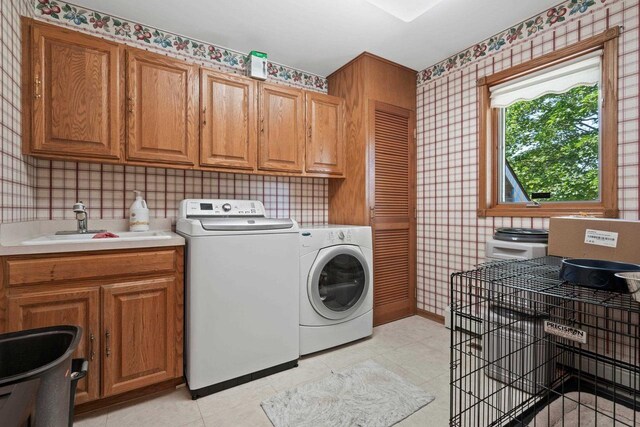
[477,27,619,218]
[416,308,445,325]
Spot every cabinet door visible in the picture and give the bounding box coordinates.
[370,102,416,326]
[30,23,121,160]
[200,70,256,170]
[102,277,176,397]
[305,92,344,175]
[7,288,101,404]
[126,49,197,166]
[258,84,305,172]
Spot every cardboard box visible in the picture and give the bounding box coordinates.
[548,217,640,264]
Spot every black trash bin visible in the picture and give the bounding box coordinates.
[0,325,82,427]
[68,358,88,426]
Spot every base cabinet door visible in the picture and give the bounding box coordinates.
[6,288,101,404]
[102,277,176,397]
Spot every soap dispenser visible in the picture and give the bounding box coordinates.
[129,190,150,232]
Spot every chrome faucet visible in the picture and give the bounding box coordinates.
[73,201,89,233]
[54,201,105,235]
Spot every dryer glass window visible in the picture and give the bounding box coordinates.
[318,254,366,312]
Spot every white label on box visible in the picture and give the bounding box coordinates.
[584,229,618,248]
[544,321,587,344]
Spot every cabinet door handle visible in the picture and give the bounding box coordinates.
[260,118,264,133]
[202,106,206,126]
[370,207,375,219]
[308,125,312,140]
[89,333,95,361]
[127,97,134,113]
[105,330,111,357]
[34,75,41,99]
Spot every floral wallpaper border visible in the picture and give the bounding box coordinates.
[33,0,328,92]
[417,0,609,85]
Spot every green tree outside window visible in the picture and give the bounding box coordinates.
[503,85,600,202]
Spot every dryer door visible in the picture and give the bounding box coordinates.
[308,245,370,320]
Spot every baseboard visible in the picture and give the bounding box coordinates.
[75,377,184,416]
[416,308,445,324]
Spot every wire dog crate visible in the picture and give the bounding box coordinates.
[450,256,640,426]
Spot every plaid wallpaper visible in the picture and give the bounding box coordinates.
[416,0,640,316]
[34,159,328,225]
[1,0,36,223]
[1,0,328,226]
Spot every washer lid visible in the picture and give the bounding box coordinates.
[494,227,549,243]
[199,217,294,231]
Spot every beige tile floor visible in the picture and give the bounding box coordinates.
[74,315,451,427]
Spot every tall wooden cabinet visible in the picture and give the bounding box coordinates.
[24,21,122,161]
[327,53,417,326]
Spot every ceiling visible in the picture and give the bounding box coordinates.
[74,0,562,76]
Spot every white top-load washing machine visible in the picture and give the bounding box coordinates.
[177,199,299,398]
[299,225,373,355]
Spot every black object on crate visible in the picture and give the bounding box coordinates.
[494,227,549,243]
[0,325,82,427]
[560,258,640,292]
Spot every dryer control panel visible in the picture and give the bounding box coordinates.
[180,199,266,218]
[325,229,354,245]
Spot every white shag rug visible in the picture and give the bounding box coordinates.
[261,360,435,427]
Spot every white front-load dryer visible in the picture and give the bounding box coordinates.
[299,225,373,355]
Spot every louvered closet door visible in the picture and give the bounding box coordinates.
[370,101,416,326]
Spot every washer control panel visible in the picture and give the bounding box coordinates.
[180,199,265,218]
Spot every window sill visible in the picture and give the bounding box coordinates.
[477,204,618,218]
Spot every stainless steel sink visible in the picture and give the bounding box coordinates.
[55,230,106,235]
[22,231,172,245]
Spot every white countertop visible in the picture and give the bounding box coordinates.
[0,218,184,256]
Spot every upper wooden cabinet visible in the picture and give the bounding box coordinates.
[200,70,256,170]
[21,20,345,178]
[258,83,305,173]
[25,21,122,160]
[126,48,198,166]
[305,92,345,175]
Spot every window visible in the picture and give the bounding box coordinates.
[477,28,619,218]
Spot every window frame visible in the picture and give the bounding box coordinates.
[477,27,619,218]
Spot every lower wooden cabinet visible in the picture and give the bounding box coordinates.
[0,247,183,407]
[102,278,177,397]
[7,288,101,404]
